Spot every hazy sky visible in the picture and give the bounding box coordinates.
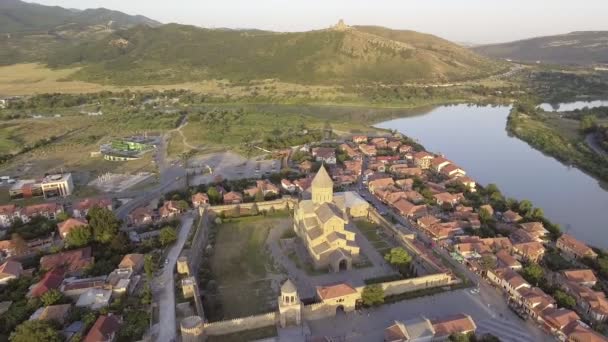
[31,0,608,44]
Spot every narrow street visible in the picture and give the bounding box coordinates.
[155,214,195,342]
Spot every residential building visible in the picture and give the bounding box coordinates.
[496,250,522,270]
[371,137,388,148]
[399,145,413,154]
[487,268,531,300]
[389,165,423,177]
[502,210,523,223]
[0,260,22,284]
[223,191,243,204]
[281,179,296,192]
[384,316,435,342]
[61,276,107,299]
[352,135,368,144]
[358,144,377,157]
[393,199,427,219]
[118,253,145,273]
[413,151,434,169]
[433,192,461,206]
[244,180,280,198]
[72,198,112,218]
[0,205,19,227]
[30,268,64,297]
[430,313,477,340]
[128,207,154,226]
[58,218,88,239]
[440,164,466,178]
[76,288,112,310]
[312,147,337,164]
[563,281,608,322]
[566,322,608,342]
[541,308,580,336]
[368,177,395,193]
[191,193,209,207]
[519,222,549,241]
[513,242,545,263]
[84,315,121,342]
[387,141,401,151]
[293,166,360,272]
[159,200,184,219]
[29,304,71,324]
[40,247,94,276]
[557,234,598,260]
[20,203,64,222]
[562,269,598,287]
[431,157,451,172]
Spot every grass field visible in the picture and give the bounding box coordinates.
[208,216,289,320]
[355,220,393,256]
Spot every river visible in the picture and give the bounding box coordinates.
[539,100,608,112]
[375,104,608,249]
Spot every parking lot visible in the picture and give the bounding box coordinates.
[187,152,279,185]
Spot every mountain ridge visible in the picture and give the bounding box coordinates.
[473,31,608,65]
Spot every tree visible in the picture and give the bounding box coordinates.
[9,320,62,342]
[159,227,178,246]
[530,208,545,220]
[250,203,259,216]
[580,115,597,133]
[518,200,533,215]
[478,208,492,223]
[554,290,576,310]
[10,233,27,256]
[176,200,189,212]
[255,190,265,203]
[521,264,544,286]
[361,284,384,307]
[480,255,497,271]
[65,226,92,247]
[207,187,221,204]
[40,289,63,306]
[144,254,155,281]
[88,206,120,244]
[56,212,70,222]
[384,247,412,268]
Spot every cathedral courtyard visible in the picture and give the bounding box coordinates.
[202,209,399,321]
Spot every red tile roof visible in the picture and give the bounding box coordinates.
[431,313,477,338]
[73,198,112,211]
[84,315,121,342]
[40,247,94,274]
[316,283,357,300]
[58,218,88,238]
[31,268,64,297]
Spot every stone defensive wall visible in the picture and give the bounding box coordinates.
[203,312,278,336]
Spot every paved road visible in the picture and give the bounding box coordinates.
[155,214,195,342]
[586,132,608,158]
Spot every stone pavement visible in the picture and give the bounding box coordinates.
[305,289,553,342]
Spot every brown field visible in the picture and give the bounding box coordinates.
[0,63,347,100]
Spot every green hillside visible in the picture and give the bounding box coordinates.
[0,0,160,65]
[0,0,159,33]
[46,23,505,85]
[474,31,608,65]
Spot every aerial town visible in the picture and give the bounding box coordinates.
[3,1,608,342]
[1,128,606,342]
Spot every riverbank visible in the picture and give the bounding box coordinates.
[506,107,608,183]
